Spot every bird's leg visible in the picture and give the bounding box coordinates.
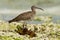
[28,17,34,21]
[30,15,36,21]
[22,21,27,28]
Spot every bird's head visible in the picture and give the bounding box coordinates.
[31,5,44,11]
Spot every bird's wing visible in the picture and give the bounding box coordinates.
[10,11,32,21]
[17,11,32,17]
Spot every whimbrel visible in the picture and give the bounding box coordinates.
[9,6,44,23]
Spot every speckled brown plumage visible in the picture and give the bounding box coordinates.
[9,6,44,23]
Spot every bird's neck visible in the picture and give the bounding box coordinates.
[31,8,36,14]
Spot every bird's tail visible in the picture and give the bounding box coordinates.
[8,18,20,23]
[8,17,22,23]
[8,20,13,23]
[8,18,17,23]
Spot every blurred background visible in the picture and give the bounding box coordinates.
[0,0,60,23]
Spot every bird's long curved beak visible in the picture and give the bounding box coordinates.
[35,7,44,11]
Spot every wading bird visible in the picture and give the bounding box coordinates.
[9,5,44,23]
